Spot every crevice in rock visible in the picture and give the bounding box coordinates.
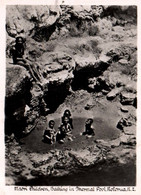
[71,61,110,91]
[5,91,31,138]
[31,23,57,42]
[44,81,71,113]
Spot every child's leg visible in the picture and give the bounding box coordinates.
[57,132,66,143]
[66,131,73,141]
[53,134,56,143]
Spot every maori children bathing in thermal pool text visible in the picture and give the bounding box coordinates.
[43,109,95,144]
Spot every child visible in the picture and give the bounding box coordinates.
[81,118,95,137]
[43,120,56,144]
[61,109,73,129]
[10,36,26,65]
[58,116,73,143]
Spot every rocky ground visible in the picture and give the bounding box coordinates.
[5,5,137,185]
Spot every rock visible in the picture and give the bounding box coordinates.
[120,106,128,112]
[68,146,102,166]
[103,6,137,24]
[118,59,128,65]
[96,138,120,148]
[120,91,136,105]
[5,64,48,136]
[5,64,31,136]
[106,87,123,100]
[124,126,136,135]
[84,103,94,110]
[125,81,136,93]
[110,139,120,148]
[88,77,97,91]
[117,118,127,130]
[38,52,75,79]
[120,134,129,144]
[6,5,61,38]
[120,133,136,146]
[5,177,15,185]
[96,139,111,148]
[72,54,111,90]
[11,149,19,155]
[102,89,109,95]
[75,54,110,72]
[6,64,31,98]
[106,45,136,62]
[36,52,75,111]
[88,76,111,92]
[117,115,136,130]
[103,71,131,88]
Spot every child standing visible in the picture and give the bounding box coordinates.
[43,120,57,144]
[58,116,73,143]
[61,109,73,129]
[81,118,95,137]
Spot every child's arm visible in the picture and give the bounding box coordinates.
[45,135,51,139]
[44,130,51,139]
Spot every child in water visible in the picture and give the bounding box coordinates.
[61,109,73,129]
[81,118,95,137]
[43,120,57,144]
[58,116,73,143]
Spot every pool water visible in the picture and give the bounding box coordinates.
[19,117,135,186]
[20,117,120,153]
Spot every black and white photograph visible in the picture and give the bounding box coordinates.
[3,2,138,189]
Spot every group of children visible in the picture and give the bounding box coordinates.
[43,109,95,144]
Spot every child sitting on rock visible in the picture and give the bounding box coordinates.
[81,118,95,137]
[43,120,57,144]
[61,109,73,129]
[58,116,73,143]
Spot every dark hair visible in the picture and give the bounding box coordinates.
[16,36,25,44]
[64,109,71,117]
[49,120,55,126]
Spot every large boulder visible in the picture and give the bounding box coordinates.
[72,54,111,90]
[74,54,110,72]
[6,64,31,98]
[38,52,75,86]
[6,5,61,39]
[5,64,31,136]
[37,52,76,111]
